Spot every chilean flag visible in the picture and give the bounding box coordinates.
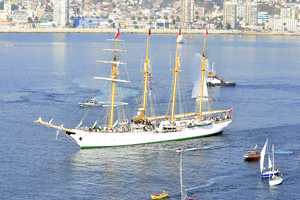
[177,28,181,37]
[115,28,120,39]
[229,107,233,114]
[149,27,151,36]
[204,27,208,38]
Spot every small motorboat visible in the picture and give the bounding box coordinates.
[244,144,261,160]
[6,43,13,47]
[269,174,283,186]
[79,99,102,107]
[176,148,183,153]
[151,191,168,199]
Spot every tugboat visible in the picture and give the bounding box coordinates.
[79,98,102,107]
[207,63,236,87]
[244,145,261,160]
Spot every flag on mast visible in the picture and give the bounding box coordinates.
[115,28,120,39]
[149,28,151,36]
[177,28,181,37]
[204,27,208,38]
[229,107,233,113]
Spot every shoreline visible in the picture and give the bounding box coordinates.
[0,28,299,35]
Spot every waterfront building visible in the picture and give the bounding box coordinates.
[236,4,245,19]
[245,2,258,26]
[280,7,298,19]
[73,17,109,28]
[0,1,11,21]
[195,7,205,17]
[181,0,195,28]
[53,0,69,27]
[269,18,299,31]
[258,11,269,25]
[9,10,27,23]
[223,1,236,29]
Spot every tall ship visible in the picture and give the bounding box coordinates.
[35,28,233,149]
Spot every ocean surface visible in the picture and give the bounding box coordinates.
[1,33,300,200]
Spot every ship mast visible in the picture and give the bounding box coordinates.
[171,28,182,125]
[95,28,129,128]
[198,28,208,122]
[140,28,151,119]
[110,39,118,128]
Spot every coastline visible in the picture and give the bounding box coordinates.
[0,28,299,35]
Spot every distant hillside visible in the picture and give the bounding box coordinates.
[159,0,223,14]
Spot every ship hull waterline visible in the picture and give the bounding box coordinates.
[65,120,232,149]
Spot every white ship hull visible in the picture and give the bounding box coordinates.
[66,120,232,148]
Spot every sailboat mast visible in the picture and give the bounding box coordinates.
[141,28,151,119]
[109,39,118,128]
[272,144,274,171]
[198,32,207,122]
[171,29,181,124]
[267,135,269,169]
[180,152,184,200]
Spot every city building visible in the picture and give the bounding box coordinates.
[245,2,258,26]
[258,11,269,25]
[73,17,109,28]
[9,10,27,23]
[269,18,299,31]
[236,4,245,19]
[181,0,195,28]
[280,7,298,19]
[223,2,236,29]
[53,0,69,27]
[195,7,205,17]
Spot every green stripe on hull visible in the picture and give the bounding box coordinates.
[80,131,223,149]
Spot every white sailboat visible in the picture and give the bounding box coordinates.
[269,144,283,186]
[35,28,233,149]
[260,138,279,178]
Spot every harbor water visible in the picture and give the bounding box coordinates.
[1,33,300,199]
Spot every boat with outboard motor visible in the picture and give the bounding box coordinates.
[151,191,168,199]
[79,98,102,107]
[35,28,233,149]
[244,144,260,160]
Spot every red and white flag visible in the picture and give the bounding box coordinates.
[204,27,208,38]
[149,28,151,36]
[115,28,120,39]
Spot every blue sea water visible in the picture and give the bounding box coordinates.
[1,33,300,200]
